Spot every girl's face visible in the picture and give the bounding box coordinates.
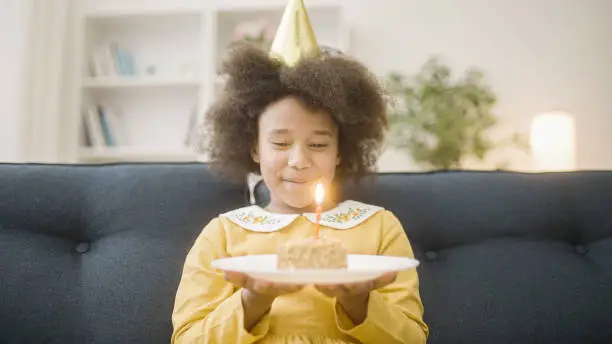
[252,96,340,214]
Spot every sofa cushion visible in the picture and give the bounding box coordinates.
[0,163,248,344]
[255,171,612,344]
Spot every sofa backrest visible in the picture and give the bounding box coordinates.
[255,171,612,343]
[2,164,611,344]
[0,163,248,344]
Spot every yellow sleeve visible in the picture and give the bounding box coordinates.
[171,218,271,344]
[334,210,429,344]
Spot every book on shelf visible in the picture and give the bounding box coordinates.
[90,42,136,77]
[184,106,200,149]
[82,104,124,148]
[81,104,201,152]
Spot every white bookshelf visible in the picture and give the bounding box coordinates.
[82,76,200,89]
[67,0,350,164]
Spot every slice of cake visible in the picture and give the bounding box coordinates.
[277,236,348,270]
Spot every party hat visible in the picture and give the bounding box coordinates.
[269,0,321,66]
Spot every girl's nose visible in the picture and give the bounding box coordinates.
[287,145,312,170]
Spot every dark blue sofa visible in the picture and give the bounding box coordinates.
[1,163,610,343]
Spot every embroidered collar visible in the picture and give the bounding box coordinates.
[220,200,383,232]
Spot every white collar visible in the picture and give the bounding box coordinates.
[220,200,383,232]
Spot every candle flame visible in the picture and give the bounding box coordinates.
[315,183,324,205]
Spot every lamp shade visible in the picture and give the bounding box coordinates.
[530,111,576,171]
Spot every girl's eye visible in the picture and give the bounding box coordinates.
[311,143,328,149]
[272,142,290,148]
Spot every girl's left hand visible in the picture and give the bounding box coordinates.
[314,271,398,305]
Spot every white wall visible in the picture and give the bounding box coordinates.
[346,0,612,171]
[0,0,30,162]
[2,0,611,170]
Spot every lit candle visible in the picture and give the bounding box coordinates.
[314,182,324,239]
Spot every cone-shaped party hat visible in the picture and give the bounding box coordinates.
[269,0,321,66]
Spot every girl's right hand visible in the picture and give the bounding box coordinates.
[224,271,304,302]
[225,271,304,331]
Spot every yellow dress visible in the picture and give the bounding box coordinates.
[171,200,429,344]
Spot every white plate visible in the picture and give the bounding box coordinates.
[211,254,420,284]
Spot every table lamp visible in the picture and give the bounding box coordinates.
[530,111,576,171]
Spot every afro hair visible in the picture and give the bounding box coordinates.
[199,42,389,183]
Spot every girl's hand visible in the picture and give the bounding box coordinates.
[225,271,305,331]
[314,272,398,325]
[224,271,304,303]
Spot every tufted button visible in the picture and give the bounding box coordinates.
[424,251,438,261]
[75,242,90,254]
[575,245,588,255]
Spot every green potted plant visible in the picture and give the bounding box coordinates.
[386,57,528,170]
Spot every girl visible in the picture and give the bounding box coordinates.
[172,2,428,343]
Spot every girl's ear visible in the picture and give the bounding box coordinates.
[251,144,260,163]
